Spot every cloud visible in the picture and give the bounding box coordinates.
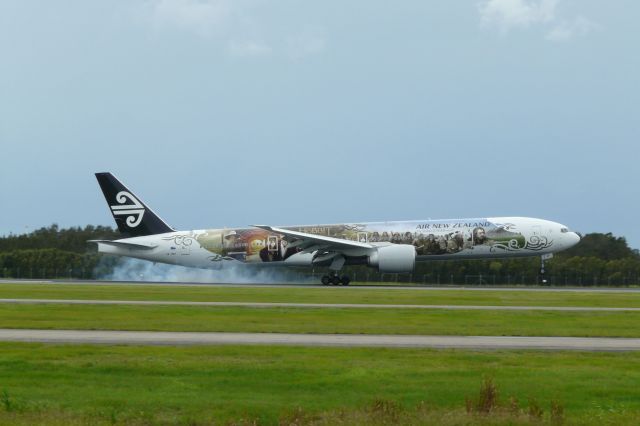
[136,1,324,59]
[479,0,558,31]
[144,0,232,38]
[545,16,599,42]
[228,40,272,57]
[478,0,598,42]
[286,29,326,59]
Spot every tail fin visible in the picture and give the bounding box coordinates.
[95,172,175,237]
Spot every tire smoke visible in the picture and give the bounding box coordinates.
[94,257,315,284]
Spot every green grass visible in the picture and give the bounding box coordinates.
[1,282,640,337]
[1,303,640,337]
[1,282,640,307]
[1,283,640,424]
[0,343,639,424]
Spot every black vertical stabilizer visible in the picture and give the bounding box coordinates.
[95,172,175,237]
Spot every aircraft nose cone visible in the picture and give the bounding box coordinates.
[567,232,581,247]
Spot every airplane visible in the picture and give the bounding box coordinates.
[91,172,581,285]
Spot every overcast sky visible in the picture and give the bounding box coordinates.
[1,1,638,248]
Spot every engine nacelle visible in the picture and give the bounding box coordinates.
[368,244,416,273]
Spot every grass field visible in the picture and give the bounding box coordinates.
[1,282,640,307]
[1,282,640,337]
[1,303,640,337]
[0,343,640,425]
[1,282,640,424]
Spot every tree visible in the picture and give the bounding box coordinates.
[560,233,637,261]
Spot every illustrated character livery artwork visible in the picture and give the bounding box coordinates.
[92,173,581,285]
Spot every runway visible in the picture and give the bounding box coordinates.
[0,298,638,312]
[1,328,639,350]
[1,279,640,292]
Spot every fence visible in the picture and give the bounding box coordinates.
[307,270,640,286]
[2,267,92,280]
[1,266,638,287]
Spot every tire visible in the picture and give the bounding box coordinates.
[331,276,341,286]
[321,276,330,285]
[340,276,350,286]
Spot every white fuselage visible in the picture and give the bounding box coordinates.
[96,217,581,271]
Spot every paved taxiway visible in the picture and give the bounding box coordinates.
[1,329,639,351]
[0,298,638,312]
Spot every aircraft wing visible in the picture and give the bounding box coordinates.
[252,225,373,252]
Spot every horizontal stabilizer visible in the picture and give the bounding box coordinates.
[88,240,158,250]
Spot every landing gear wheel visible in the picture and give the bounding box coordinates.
[331,276,341,286]
[340,276,351,286]
[321,276,330,286]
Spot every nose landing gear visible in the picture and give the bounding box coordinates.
[540,253,553,285]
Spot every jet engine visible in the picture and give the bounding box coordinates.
[368,244,416,273]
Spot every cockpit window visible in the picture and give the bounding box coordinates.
[560,227,569,233]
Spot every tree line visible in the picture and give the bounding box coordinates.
[0,225,639,285]
[344,233,640,286]
[0,225,119,279]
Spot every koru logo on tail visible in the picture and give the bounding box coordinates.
[110,191,145,228]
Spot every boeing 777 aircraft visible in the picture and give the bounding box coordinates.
[91,173,581,285]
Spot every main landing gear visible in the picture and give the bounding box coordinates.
[321,273,351,286]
